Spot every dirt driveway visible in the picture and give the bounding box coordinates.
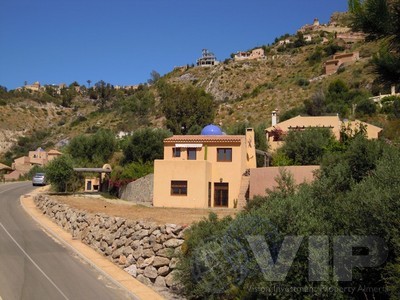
[49,194,238,225]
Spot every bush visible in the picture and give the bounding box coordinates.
[177,138,400,299]
[280,128,337,165]
[355,98,377,117]
[45,155,75,192]
[296,78,310,87]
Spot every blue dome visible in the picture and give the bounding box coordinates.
[201,124,223,135]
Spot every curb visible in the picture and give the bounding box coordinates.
[20,192,165,300]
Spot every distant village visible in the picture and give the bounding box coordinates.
[16,17,366,94]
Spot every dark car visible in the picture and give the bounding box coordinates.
[32,173,46,186]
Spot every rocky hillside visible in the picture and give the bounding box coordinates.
[0,12,390,157]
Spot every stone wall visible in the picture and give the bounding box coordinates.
[119,174,154,206]
[34,194,185,296]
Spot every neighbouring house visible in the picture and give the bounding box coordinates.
[278,39,292,46]
[153,125,256,209]
[304,34,313,42]
[5,147,63,181]
[0,163,13,181]
[234,48,265,61]
[250,165,319,198]
[265,111,382,152]
[47,149,63,162]
[23,81,41,92]
[196,49,219,67]
[324,51,360,75]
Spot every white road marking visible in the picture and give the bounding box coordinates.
[0,186,22,194]
[0,222,70,300]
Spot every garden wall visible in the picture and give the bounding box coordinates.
[119,174,153,206]
[34,194,185,296]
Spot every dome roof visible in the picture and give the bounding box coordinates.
[201,124,223,135]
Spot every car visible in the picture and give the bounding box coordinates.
[32,173,46,186]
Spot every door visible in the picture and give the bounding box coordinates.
[214,183,229,207]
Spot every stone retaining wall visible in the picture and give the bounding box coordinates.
[34,194,185,296]
[119,174,153,206]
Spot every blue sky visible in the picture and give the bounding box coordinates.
[0,0,348,90]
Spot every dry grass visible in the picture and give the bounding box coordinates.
[49,194,238,226]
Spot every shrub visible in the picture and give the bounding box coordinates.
[45,155,75,192]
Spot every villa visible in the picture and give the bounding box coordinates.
[265,111,382,152]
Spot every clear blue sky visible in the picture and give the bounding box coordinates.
[0,0,348,90]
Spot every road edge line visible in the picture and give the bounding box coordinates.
[20,193,165,300]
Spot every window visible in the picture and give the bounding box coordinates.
[217,148,232,162]
[171,180,187,196]
[173,147,181,157]
[187,148,197,160]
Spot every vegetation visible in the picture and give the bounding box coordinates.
[121,128,172,164]
[65,129,117,167]
[275,128,338,166]
[157,81,215,134]
[349,0,400,84]
[45,155,76,192]
[177,136,400,299]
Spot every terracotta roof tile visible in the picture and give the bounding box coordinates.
[164,135,244,143]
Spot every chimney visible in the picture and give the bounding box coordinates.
[271,110,279,126]
[391,85,396,95]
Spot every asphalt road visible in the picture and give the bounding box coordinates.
[0,182,135,300]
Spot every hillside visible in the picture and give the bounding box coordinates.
[0,12,396,159]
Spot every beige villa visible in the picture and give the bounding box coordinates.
[234,48,265,61]
[5,147,62,181]
[153,125,256,209]
[265,112,382,152]
[324,51,359,75]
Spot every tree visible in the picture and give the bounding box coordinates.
[66,129,117,166]
[355,98,377,116]
[147,70,161,84]
[94,80,113,110]
[280,128,337,165]
[372,43,400,83]
[87,80,91,88]
[304,90,326,116]
[45,155,75,192]
[157,82,215,134]
[349,0,393,39]
[122,128,171,164]
[349,0,400,83]
[121,88,155,118]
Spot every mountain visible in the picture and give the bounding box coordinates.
[0,11,396,160]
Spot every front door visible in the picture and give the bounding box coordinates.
[214,183,229,207]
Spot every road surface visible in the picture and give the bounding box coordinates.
[0,182,135,300]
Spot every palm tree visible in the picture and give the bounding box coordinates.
[87,80,91,88]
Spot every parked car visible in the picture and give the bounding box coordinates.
[32,173,46,186]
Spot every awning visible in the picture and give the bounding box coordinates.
[73,168,112,173]
[175,143,203,148]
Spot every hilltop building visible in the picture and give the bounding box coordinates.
[196,49,219,67]
[234,48,265,61]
